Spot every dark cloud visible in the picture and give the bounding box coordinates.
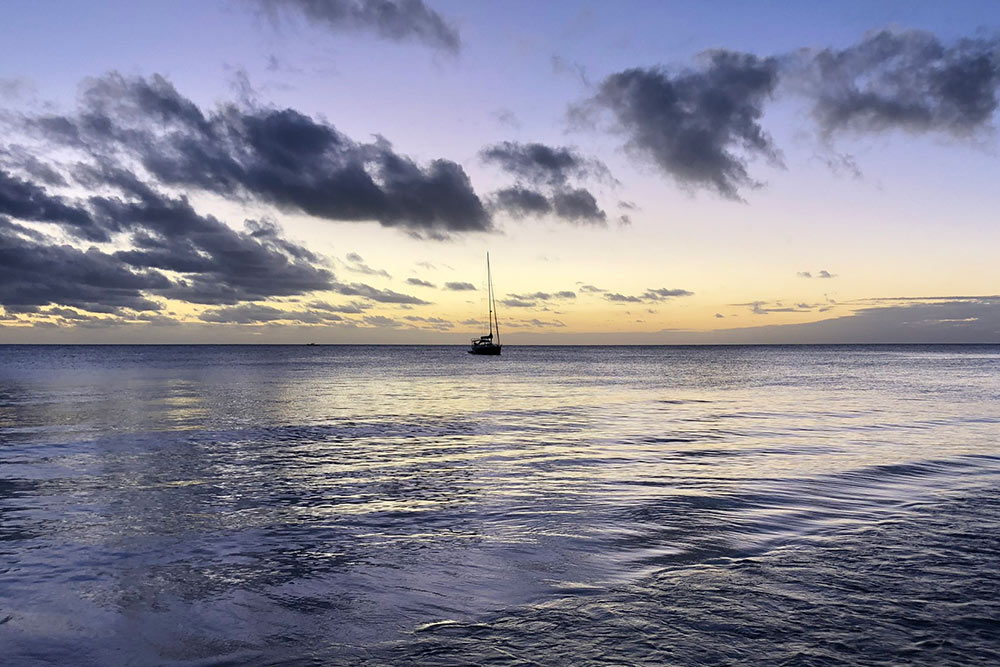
[492,187,552,218]
[133,313,180,326]
[503,317,566,329]
[199,303,290,324]
[444,281,476,291]
[0,219,168,313]
[644,287,694,300]
[481,141,610,187]
[605,288,694,304]
[0,72,500,315]
[797,271,813,278]
[26,73,491,235]
[499,291,577,308]
[482,141,609,224]
[551,188,606,223]
[500,298,536,308]
[308,300,370,314]
[90,182,334,305]
[579,284,606,293]
[1,161,335,312]
[588,51,781,199]
[736,300,813,315]
[199,302,348,324]
[362,314,400,328]
[331,281,429,304]
[403,315,453,329]
[44,306,97,321]
[605,292,643,303]
[806,30,1000,137]
[818,270,835,278]
[0,168,103,240]
[253,0,460,52]
[406,277,435,288]
[0,145,69,187]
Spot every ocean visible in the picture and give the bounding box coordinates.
[1,344,998,665]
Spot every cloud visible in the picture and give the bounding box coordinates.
[605,293,642,303]
[406,277,435,287]
[253,0,460,52]
[0,77,34,102]
[551,188,605,223]
[492,109,521,130]
[579,284,606,293]
[503,317,567,329]
[0,218,168,313]
[199,302,355,324]
[200,303,295,324]
[605,287,694,303]
[444,281,476,291]
[482,141,609,224]
[344,252,391,278]
[331,282,429,304]
[0,168,103,241]
[644,287,694,300]
[499,291,577,308]
[586,51,781,199]
[24,73,491,235]
[798,269,835,279]
[76,176,334,305]
[481,141,610,187]
[492,187,552,218]
[736,300,813,315]
[500,298,536,308]
[362,314,400,328]
[712,297,1000,343]
[568,29,1000,197]
[403,315,453,329]
[133,313,181,326]
[804,29,1000,138]
[308,300,370,314]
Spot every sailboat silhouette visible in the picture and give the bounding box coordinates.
[469,253,501,355]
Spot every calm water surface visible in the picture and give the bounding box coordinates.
[1,345,999,665]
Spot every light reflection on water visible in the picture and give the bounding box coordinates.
[1,344,999,665]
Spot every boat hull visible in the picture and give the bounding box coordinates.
[468,345,501,355]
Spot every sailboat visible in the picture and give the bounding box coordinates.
[469,253,501,355]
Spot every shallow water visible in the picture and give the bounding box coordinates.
[1,345,998,665]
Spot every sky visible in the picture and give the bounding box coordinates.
[1,0,999,344]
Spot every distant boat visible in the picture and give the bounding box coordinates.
[469,253,501,355]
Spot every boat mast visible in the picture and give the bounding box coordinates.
[487,252,493,338]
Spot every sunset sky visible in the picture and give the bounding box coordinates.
[2,0,999,343]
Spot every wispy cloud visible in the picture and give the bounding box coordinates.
[252,0,461,53]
